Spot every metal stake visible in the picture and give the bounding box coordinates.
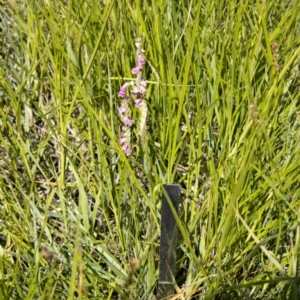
[157,184,180,299]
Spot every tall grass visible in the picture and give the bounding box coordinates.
[0,0,300,299]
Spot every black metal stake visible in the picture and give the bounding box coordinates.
[157,184,180,299]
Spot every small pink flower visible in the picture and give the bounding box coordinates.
[122,144,132,155]
[119,137,126,143]
[135,98,142,108]
[131,86,139,95]
[138,55,145,68]
[137,79,147,94]
[118,103,126,114]
[124,117,134,126]
[131,67,140,75]
[139,85,147,94]
[131,56,145,75]
[132,85,146,95]
[118,83,128,98]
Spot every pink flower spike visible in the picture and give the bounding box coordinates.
[119,137,126,143]
[135,98,142,108]
[124,117,134,126]
[131,67,140,75]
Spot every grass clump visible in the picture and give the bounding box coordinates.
[0,0,300,299]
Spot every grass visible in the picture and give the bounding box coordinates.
[0,0,300,299]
